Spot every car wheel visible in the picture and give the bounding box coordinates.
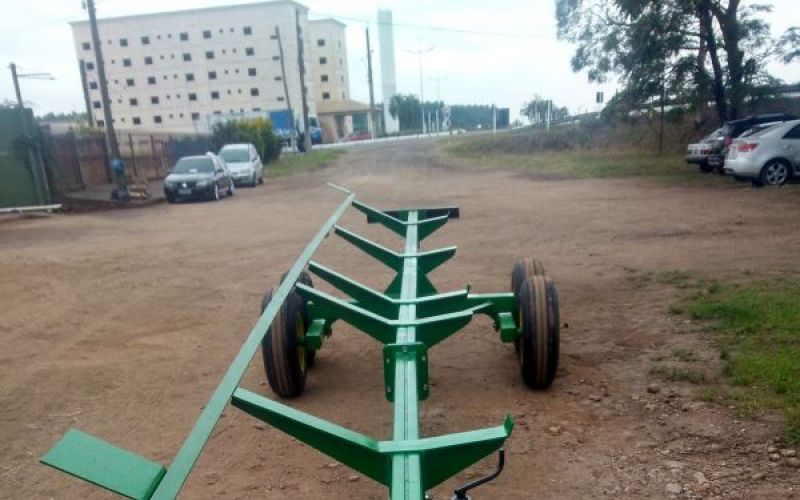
[699,163,714,173]
[759,159,791,186]
[258,174,264,185]
[212,184,220,201]
[166,193,176,204]
[228,180,235,197]
[251,173,257,187]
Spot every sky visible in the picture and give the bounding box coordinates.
[2,0,799,120]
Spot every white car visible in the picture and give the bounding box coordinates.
[724,119,800,186]
[218,143,264,187]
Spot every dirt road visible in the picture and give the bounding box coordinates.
[2,139,798,499]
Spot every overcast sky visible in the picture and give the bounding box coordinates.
[2,0,799,119]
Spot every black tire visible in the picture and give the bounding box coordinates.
[279,270,317,367]
[211,184,220,202]
[699,163,714,173]
[258,175,264,185]
[260,288,309,398]
[166,194,175,204]
[759,159,791,186]
[227,180,235,197]
[517,275,560,390]
[511,258,546,354]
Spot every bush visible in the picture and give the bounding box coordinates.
[211,118,281,163]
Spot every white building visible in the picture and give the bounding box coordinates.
[308,19,350,104]
[70,1,319,134]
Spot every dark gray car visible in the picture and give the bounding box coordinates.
[163,154,235,203]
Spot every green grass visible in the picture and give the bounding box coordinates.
[650,365,708,384]
[672,278,800,443]
[672,348,700,362]
[265,149,345,178]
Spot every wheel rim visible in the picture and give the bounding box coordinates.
[214,185,219,200]
[766,163,788,185]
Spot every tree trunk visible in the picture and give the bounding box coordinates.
[694,16,710,129]
[698,1,727,123]
[712,0,744,120]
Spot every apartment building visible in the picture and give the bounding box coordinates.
[70,1,319,134]
[308,19,350,104]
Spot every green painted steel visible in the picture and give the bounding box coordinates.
[41,429,166,500]
[40,187,520,500]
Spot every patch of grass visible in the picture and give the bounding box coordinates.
[441,143,689,179]
[624,268,653,288]
[265,149,345,178]
[650,365,708,384]
[656,270,692,287]
[674,279,800,443]
[672,348,700,363]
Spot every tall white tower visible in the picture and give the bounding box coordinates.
[377,9,399,134]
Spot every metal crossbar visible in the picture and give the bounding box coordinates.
[40,186,519,499]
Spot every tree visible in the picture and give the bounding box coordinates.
[211,118,281,163]
[389,94,422,130]
[555,0,780,122]
[777,27,800,63]
[521,96,570,125]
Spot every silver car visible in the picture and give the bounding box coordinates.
[218,143,264,187]
[724,119,800,186]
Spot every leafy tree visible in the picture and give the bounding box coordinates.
[777,27,800,63]
[521,96,570,125]
[211,118,281,163]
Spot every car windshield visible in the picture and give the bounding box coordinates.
[172,157,214,173]
[219,148,249,163]
[702,128,723,142]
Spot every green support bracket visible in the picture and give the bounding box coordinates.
[384,342,429,401]
[352,200,452,242]
[305,318,327,350]
[334,226,403,271]
[308,260,398,318]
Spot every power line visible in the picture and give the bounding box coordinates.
[310,12,554,39]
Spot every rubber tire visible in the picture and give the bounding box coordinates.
[227,180,235,197]
[258,174,264,185]
[511,258,546,296]
[251,173,257,187]
[517,275,560,390]
[260,288,308,398]
[211,184,220,201]
[166,194,175,204]
[759,159,791,186]
[699,163,714,173]
[279,271,318,367]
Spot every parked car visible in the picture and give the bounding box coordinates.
[163,153,234,203]
[706,113,797,170]
[219,143,263,187]
[341,130,372,142]
[723,119,800,186]
[686,127,724,172]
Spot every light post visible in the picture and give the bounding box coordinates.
[406,43,434,134]
[8,63,54,107]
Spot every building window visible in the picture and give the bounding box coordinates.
[126,78,135,86]
[178,53,189,63]
[243,26,252,35]
[250,87,259,96]
[97,119,104,127]
[248,68,256,76]
[277,96,285,102]
[322,92,330,100]
[321,74,328,82]
[274,76,282,81]
[245,47,254,56]
[188,92,197,101]
[122,58,131,67]
[151,96,159,104]
[319,57,327,64]
[208,71,217,79]
[203,30,211,39]
[120,38,128,47]
[133,117,141,125]
[89,81,98,90]
[185,73,194,82]
[205,50,214,60]
[191,112,200,121]
[180,32,188,41]
[211,91,219,99]
[154,115,162,124]
[141,36,150,45]
[272,55,280,61]
[144,56,153,65]
[129,98,138,106]
[82,42,91,50]
[317,38,325,47]
[85,62,95,70]
[92,101,101,109]
[147,76,156,84]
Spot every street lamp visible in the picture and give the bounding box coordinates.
[406,43,434,134]
[8,63,55,107]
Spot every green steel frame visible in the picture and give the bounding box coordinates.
[41,186,521,499]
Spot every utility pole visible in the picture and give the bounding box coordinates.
[546,100,551,130]
[9,63,23,106]
[492,104,497,135]
[365,28,376,139]
[78,60,94,127]
[274,26,294,144]
[295,8,311,152]
[85,0,121,163]
[407,43,434,134]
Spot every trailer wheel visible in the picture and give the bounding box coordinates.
[517,275,560,389]
[511,258,546,354]
[260,288,309,398]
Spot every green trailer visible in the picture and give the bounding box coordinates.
[41,185,561,499]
